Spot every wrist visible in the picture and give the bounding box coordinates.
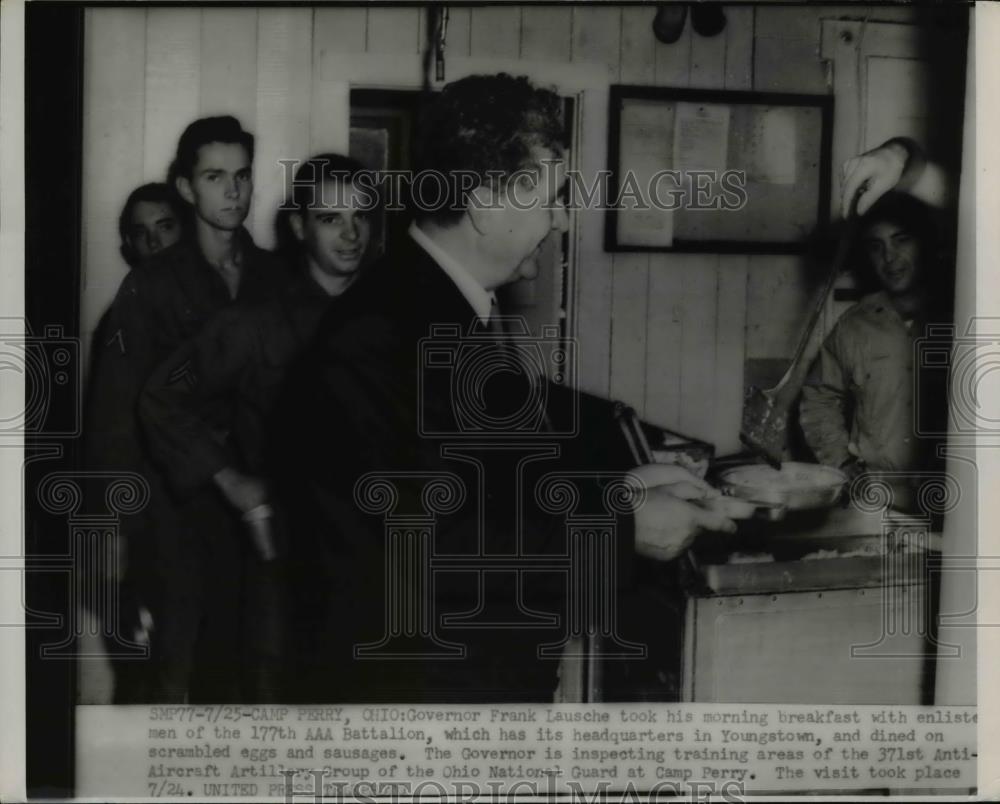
[881,136,913,160]
[882,137,924,191]
[839,456,867,480]
[213,465,240,490]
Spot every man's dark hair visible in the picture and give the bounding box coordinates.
[118,182,181,267]
[859,191,936,247]
[414,73,565,222]
[170,115,254,181]
[854,191,953,316]
[851,191,937,281]
[291,153,375,210]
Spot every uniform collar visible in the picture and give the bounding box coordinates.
[857,289,932,335]
[408,221,496,322]
[283,258,339,300]
[306,260,359,298]
[860,290,908,321]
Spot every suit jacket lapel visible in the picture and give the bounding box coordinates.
[404,243,482,336]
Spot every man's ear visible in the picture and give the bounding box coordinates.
[465,184,501,235]
[288,212,306,242]
[175,175,195,206]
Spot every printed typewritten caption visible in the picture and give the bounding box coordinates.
[76,704,975,797]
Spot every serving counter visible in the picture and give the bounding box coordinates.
[681,503,942,704]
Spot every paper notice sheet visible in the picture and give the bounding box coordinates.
[673,102,730,173]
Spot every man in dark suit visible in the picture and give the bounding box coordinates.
[270,74,736,704]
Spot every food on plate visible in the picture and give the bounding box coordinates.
[722,462,845,491]
[717,461,847,510]
[698,495,757,519]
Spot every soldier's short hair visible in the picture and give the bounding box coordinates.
[170,115,255,180]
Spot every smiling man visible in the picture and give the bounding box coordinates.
[138,153,374,702]
[799,191,946,476]
[85,116,288,703]
[118,183,183,267]
[270,74,735,704]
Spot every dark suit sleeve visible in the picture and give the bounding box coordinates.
[271,314,432,530]
[138,306,255,498]
[270,311,641,700]
[272,313,634,575]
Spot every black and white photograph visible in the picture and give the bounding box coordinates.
[3,0,995,799]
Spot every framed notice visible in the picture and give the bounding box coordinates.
[604,85,833,254]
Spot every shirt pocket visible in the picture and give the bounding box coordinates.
[849,346,888,390]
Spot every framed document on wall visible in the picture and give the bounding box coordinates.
[604,85,833,254]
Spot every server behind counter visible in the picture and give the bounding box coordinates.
[799,191,952,483]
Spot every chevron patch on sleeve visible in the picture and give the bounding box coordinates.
[166,359,199,389]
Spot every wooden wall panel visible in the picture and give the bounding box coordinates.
[714,256,749,454]
[620,6,656,85]
[80,8,147,368]
[753,6,827,94]
[311,7,367,154]
[677,258,720,443]
[644,268,685,430]
[469,7,521,59]
[713,9,755,454]
[570,6,621,399]
[746,256,815,360]
[199,8,258,126]
[143,9,201,183]
[652,11,692,89]
[313,6,367,56]
[520,6,572,62]
[724,6,755,91]
[641,9,693,429]
[252,9,313,249]
[609,6,654,416]
[754,5,819,42]
[689,21,727,90]
[686,15,727,446]
[367,7,421,55]
[570,6,621,77]
[443,7,472,59]
[608,256,650,415]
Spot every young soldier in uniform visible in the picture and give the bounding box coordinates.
[119,182,184,267]
[86,115,288,702]
[138,154,375,700]
[88,182,184,700]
